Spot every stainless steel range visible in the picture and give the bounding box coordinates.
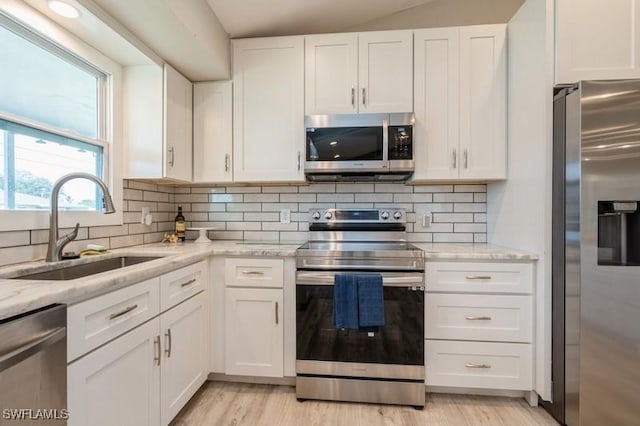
[295,208,425,407]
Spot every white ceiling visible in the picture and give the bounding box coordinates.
[206,0,435,38]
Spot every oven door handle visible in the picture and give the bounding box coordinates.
[296,271,424,287]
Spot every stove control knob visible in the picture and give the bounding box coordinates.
[324,211,333,220]
[393,211,403,220]
[312,211,321,220]
[380,211,390,220]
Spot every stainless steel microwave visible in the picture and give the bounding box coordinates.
[304,113,414,182]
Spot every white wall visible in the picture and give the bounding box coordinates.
[486,0,554,400]
[348,0,524,32]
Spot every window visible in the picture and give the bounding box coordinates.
[0,13,108,211]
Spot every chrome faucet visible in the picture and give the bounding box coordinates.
[46,172,116,262]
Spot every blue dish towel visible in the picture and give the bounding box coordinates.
[358,274,384,327]
[333,274,359,330]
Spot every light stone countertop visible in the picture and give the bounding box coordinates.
[413,243,539,260]
[0,240,536,321]
[0,240,302,321]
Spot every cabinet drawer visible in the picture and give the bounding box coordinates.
[225,258,284,288]
[67,277,160,362]
[426,340,532,390]
[160,261,207,311]
[425,294,532,342]
[426,261,533,294]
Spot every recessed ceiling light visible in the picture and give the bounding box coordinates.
[48,0,80,18]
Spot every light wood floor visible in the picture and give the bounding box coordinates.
[171,382,559,426]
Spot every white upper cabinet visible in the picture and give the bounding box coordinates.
[358,31,414,113]
[305,30,413,114]
[413,27,460,180]
[164,64,193,182]
[458,25,506,180]
[233,36,305,183]
[124,64,193,182]
[193,81,233,183]
[556,0,640,83]
[413,25,506,181]
[305,34,358,114]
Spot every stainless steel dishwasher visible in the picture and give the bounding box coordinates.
[0,305,67,425]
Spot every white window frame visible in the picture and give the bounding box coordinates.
[0,4,123,231]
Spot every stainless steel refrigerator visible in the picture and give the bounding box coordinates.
[544,80,640,425]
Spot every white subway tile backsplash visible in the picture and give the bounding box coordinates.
[244,194,279,203]
[355,193,392,203]
[433,233,474,243]
[210,194,242,203]
[0,231,30,248]
[227,221,262,231]
[433,193,474,203]
[453,203,487,213]
[227,203,262,212]
[244,212,280,222]
[227,186,261,193]
[317,193,354,203]
[0,180,488,267]
[280,193,316,203]
[336,183,374,193]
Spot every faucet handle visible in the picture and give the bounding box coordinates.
[60,222,80,243]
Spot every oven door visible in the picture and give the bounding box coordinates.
[296,271,424,370]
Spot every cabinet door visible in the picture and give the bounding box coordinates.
[413,28,460,180]
[68,319,160,426]
[164,64,193,182]
[556,0,640,83]
[358,30,413,113]
[305,34,358,114]
[160,292,207,426]
[193,81,233,183]
[225,287,284,377]
[233,37,305,183]
[459,25,506,180]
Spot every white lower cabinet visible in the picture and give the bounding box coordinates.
[225,287,284,377]
[425,260,534,392]
[68,318,161,426]
[160,293,208,425]
[68,263,209,426]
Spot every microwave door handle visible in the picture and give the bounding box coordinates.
[382,118,389,166]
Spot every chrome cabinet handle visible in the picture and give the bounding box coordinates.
[464,149,468,169]
[452,149,457,169]
[164,329,172,358]
[465,275,492,280]
[109,304,138,320]
[351,87,355,107]
[297,152,301,171]
[362,88,366,106]
[180,278,197,288]
[154,335,161,366]
[169,146,175,167]
[225,154,230,172]
[465,363,491,369]
[275,302,279,325]
[242,271,264,276]
[465,316,492,321]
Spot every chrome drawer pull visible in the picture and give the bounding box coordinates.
[165,328,172,358]
[180,278,197,288]
[465,316,492,321]
[154,335,161,366]
[242,271,265,276]
[109,304,138,320]
[465,363,491,369]
[465,275,492,280]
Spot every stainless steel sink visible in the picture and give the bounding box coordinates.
[12,256,162,281]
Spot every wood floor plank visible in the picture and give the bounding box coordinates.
[171,382,559,426]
